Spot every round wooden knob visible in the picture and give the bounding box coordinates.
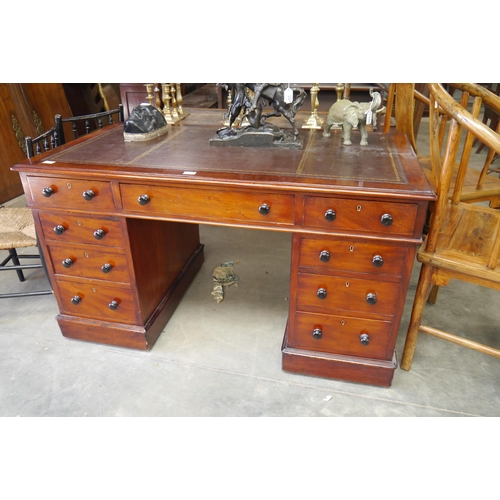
[108,300,119,310]
[138,194,150,205]
[319,250,330,262]
[380,213,393,226]
[83,189,95,201]
[101,263,112,274]
[93,229,105,240]
[42,187,54,197]
[324,209,336,222]
[259,203,270,215]
[312,328,323,339]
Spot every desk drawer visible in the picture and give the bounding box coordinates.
[27,176,115,211]
[56,280,138,324]
[290,311,392,359]
[296,273,400,317]
[298,237,408,277]
[48,244,131,283]
[303,196,418,236]
[38,213,125,247]
[120,183,295,225]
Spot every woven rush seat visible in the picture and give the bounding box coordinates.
[0,207,37,250]
[0,206,52,298]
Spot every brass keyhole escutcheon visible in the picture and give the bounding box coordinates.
[357,205,362,212]
[77,220,82,226]
[349,246,354,252]
[67,183,72,189]
[92,288,97,293]
[341,320,345,326]
[84,252,89,258]
[345,282,350,287]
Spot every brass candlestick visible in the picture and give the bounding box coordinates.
[161,83,187,124]
[302,83,324,129]
[336,83,345,101]
[161,84,174,123]
[175,83,189,120]
[144,84,154,106]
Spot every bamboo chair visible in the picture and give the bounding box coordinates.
[400,83,500,371]
[385,83,500,208]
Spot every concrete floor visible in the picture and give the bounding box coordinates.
[1,118,499,417]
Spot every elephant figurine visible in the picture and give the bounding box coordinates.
[322,88,385,145]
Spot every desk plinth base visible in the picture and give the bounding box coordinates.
[281,326,397,387]
[56,244,204,351]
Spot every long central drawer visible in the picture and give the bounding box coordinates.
[119,183,295,225]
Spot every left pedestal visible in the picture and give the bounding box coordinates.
[34,209,203,350]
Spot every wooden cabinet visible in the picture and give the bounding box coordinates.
[0,84,72,203]
[12,110,435,386]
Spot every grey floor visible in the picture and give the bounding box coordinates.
[1,119,499,417]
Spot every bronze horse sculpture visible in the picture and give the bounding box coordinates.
[225,83,306,138]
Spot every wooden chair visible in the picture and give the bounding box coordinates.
[25,123,61,158]
[0,206,52,298]
[385,83,500,208]
[56,104,124,143]
[400,83,500,371]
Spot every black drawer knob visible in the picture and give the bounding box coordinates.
[366,293,377,305]
[360,333,370,345]
[138,194,150,206]
[53,225,65,235]
[108,300,119,310]
[324,209,336,222]
[380,213,393,226]
[317,288,327,299]
[259,203,270,215]
[62,258,74,268]
[312,328,323,339]
[71,295,82,305]
[83,189,95,201]
[101,263,113,274]
[319,250,330,262]
[93,229,105,240]
[42,187,54,197]
[372,255,384,267]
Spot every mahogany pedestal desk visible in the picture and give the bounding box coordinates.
[12,111,435,387]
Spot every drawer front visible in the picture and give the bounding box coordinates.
[297,273,400,317]
[290,311,392,359]
[56,280,137,324]
[48,244,131,283]
[28,176,115,211]
[120,183,295,225]
[303,196,418,236]
[298,237,408,277]
[38,213,124,247]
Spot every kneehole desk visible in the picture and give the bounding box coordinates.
[13,111,435,386]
